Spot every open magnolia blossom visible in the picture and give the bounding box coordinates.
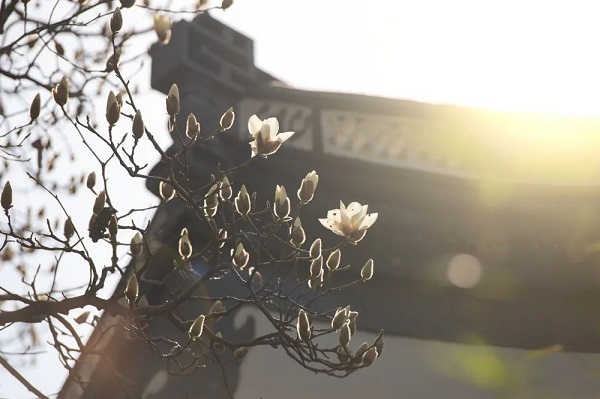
[319,201,378,243]
[248,115,294,157]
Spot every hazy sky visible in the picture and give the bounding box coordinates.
[215,0,600,116]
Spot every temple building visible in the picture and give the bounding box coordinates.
[60,13,600,399]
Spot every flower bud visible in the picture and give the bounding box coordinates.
[110,7,123,34]
[297,309,311,342]
[234,347,248,360]
[166,83,179,117]
[310,255,323,278]
[221,0,233,10]
[120,0,135,8]
[209,300,225,315]
[186,113,200,138]
[63,217,75,239]
[339,323,351,347]
[309,238,321,259]
[188,314,205,340]
[331,308,347,331]
[153,14,172,44]
[336,345,350,363]
[179,228,192,260]
[124,273,138,306]
[216,228,227,248]
[93,190,106,215]
[375,333,384,357]
[361,259,374,280]
[106,91,121,125]
[326,249,341,271]
[290,217,305,246]
[205,184,219,209]
[234,185,251,216]
[308,268,323,289]
[105,49,121,72]
[219,107,234,131]
[232,242,249,269]
[159,181,175,202]
[274,185,290,219]
[362,347,378,366]
[355,342,369,359]
[108,214,118,238]
[86,172,96,190]
[52,76,69,106]
[1,181,13,211]
[132,110,144,140]
[251,270,263,286]
[30,93,41,121]
[297,170,318,203]
[220,176,232,200]
[130,232,143,256]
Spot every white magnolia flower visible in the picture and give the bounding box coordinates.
[248,115,294,157]
[297,170,318,203]
[319,201,378,243]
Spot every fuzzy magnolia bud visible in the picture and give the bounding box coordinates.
[209,300,225,315]
[361,259,374,280]
[219,107,235,131]
[251,270,263,286]
[52,76,69,106]
[205,184,219,209]
[362,347,378,366]
[216,228,227,248]
[124,273,139,306]
[375,332,384,357]
[234,185,251,216]
[108,214,118,237]
[153,14,172,44]
[106,91,121,125]
[331,308,347,331]
[30,93,41,121]
[179,228,192,260]
[130,232,143,256]
[186,113,200,138]
[1,181,13,211]
[188,315,205,339]
[290,217,305,246]
[110,7,123,33]
[234,347,248,360]
[132,110,144,140]
[93,191,106,215]
[297,170,319,204]
[166,84,179,117]
[339,323,352,347]
[159,181,175,202]
[326,249,341,271]
[86,172,96,190]
[355,342,369,359]
[120,0,135,8]
[220,176,232,201]
[310,255,323,279]
[308,269,323,289]
[296,309,311,343]
[274,185,290,219]
[309,238,321,259]
[64,217,75,239]
[232,242,249,269]
[221,0,233,10]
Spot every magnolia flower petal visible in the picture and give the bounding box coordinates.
[327,209,342,223]
[360,213,378,229]
[248,115,262,136]
[319,218,344,236]
[351,206,368,228]
[264,117,279,138]
[276,131,295,143]
[345,202,363,218]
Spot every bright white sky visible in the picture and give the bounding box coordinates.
[215,0,600,116]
